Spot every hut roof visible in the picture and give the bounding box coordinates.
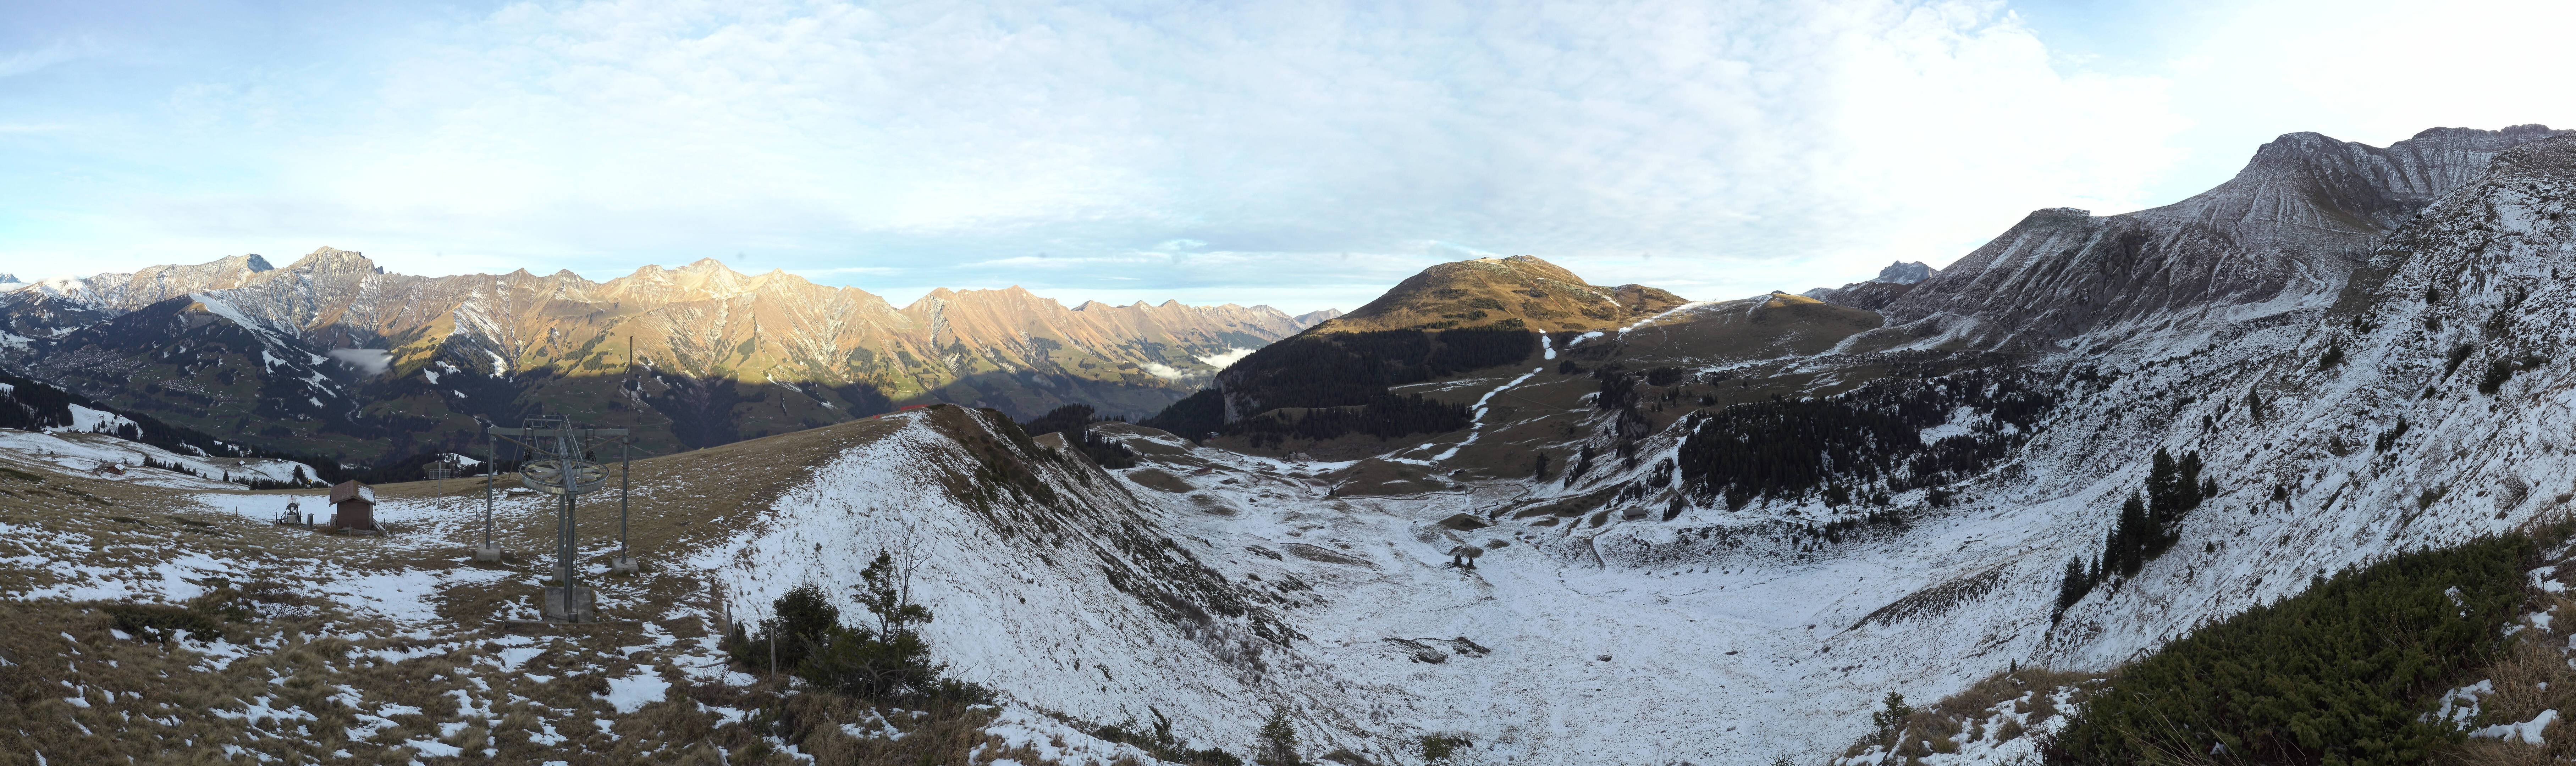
[328,481,375,505]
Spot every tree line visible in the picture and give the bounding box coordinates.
[1231,394,1471,449]
[2056,448,2210,616]
[1018,404,1139,469]
[1143,324,1534,442]
[0,370,352,484]
[1671,367,2052,510]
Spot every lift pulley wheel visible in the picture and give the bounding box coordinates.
[519,458,608,495]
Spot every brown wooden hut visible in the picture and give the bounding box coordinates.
[328,481,377,531]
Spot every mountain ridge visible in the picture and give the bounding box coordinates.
[1861,124,2572,350]
[0,251,1307,462]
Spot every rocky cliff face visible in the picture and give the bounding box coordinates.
[0,253,1304,461]
[1801,259,1939,311]
[1879,125,2571,350]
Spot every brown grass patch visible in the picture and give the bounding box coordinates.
[1124,468,1197,494]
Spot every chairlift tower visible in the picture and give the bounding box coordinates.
[473,432,505,562]
[490,417,632,623]
[425,455,458,494]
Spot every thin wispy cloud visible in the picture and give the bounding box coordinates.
[0,0,2569,313]
[0,39,89,78]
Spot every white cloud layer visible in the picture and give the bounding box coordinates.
[0,0,2570,312]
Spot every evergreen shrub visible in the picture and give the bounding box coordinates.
[2046,534,2533,765]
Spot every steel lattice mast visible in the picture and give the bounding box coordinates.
[490,416,630,622]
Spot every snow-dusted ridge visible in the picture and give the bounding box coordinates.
[693,406,1398,758]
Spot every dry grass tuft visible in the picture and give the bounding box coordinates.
[2439,588,2576,765]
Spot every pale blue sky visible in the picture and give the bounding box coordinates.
[2,0,2570,314]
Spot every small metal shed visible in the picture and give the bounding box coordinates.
[327,481,377,531]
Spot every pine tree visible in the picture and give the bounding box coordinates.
[1871,693,1916,744]
[2145,449,2180,519]
[2057,556,2089,612]
[2142,449,2205,559]
[855,551,933,638]
[1257,704,1299,765]
[2113,493,2150,577]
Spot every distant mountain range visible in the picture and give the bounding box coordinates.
[13,123,2576,762]
[0,253,1320,464]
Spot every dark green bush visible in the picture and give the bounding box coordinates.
[735,555,991,705]
[798,625,946,700]
[723,583,840,673]
[2444,343,2475,377]
[1421,733,1472,762]
[2478,354,2547,395]
[2046,534,2533,765]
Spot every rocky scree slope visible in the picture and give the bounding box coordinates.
[1868,124,2570,351]
[1611,132,2576,756]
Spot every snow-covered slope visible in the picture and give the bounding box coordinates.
[0,429,317,489]
[694,405,1416,759]
[1054,129,2576,761]
[1881,124,2570,350]
[1522,131,2576,756]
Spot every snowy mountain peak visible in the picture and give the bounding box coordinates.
[281,247,380,275]
[1798,261,1940,309]
[1872,261,1934,285]
[1876,124,2574,350]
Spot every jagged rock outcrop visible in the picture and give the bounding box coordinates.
[1802,260,1938,311]
[1881,125,2571,350]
